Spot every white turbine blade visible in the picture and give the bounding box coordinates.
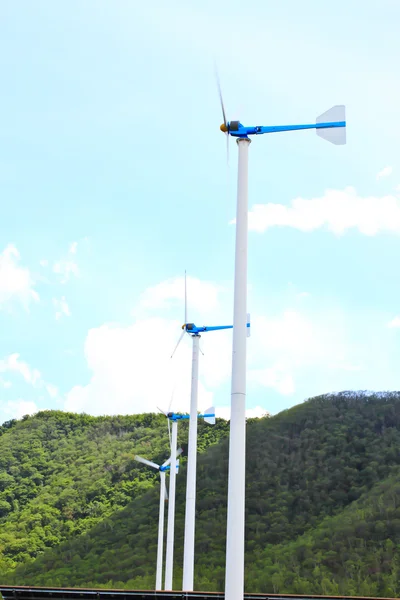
[134,455,160,470]
[199,341,204,356]
[168,391,174,413]
[247,312,251,338]
[162,456,172,468]
[161,447,183,469]
[170,329,185,359]
[316,105,346,145]
[184,270,188,325]
[214,62,227,128]
[203,406,216,425]
[157,406,167,416]
[164,478,168,500]
[176,458,180,475]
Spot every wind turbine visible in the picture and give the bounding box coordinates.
[171,273,250,591]
[134,449,183,590]
[160,405,217,591]
[217,75,346,600]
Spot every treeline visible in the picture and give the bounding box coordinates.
[1,392,400,595]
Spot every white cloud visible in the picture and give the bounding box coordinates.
[0,353,41,386]
[39,259,49,268]
[64,277,349,418]
[245,187,400,236]
[65,275,237,417]
[377,166,393,180]
[0,244,39,310]
[45,383,59,399]
[53,242,80,284]
[247,310,348,397]
[249,365,295,395]
[4,400,38,420]
[0,353,58,401]
[137,274,221,316]
[388,316,400,328]
[53,297,71,320]
[0,377,12,389]
[64,317,218,417]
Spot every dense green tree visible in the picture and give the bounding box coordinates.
[2,393,400,595]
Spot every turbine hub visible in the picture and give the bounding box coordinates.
[220,123,228,133]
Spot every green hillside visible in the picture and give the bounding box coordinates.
[1,392,400,595]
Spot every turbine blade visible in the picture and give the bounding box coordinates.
[161,447,182,469]
[162,455,172,468]
[176,458,180,475]
[134,455,160,470]
[168,391,174,413]
[215,65,227,127]
[157,406,167,416]
[170,329,185,359]
[184,270,188,325]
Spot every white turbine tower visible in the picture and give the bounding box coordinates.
[160,406,216,591]
[134,449,182,590]
[217,72,347,600]
[171,273,249,591]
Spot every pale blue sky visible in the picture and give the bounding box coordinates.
[1,0,400,423]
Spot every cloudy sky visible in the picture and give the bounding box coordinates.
[1,0,400,424]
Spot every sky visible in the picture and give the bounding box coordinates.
[1,0,400,424]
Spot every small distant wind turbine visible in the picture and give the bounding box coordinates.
[160,404,217,591]
[171,273,250,591]
[134,448,183,590]
[216,72,347,600]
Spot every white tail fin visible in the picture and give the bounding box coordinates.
[316,105,346,145]
[204,406,216,425]
[247,313,251,338]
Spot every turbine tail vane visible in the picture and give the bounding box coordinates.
[203,406,216,425]
[316,105,346,145]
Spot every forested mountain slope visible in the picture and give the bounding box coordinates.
[1,392,400,596]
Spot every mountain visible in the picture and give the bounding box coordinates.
[1,392,400,596]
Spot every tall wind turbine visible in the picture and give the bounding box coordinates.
[217,77,346,600]
[171,273,250,591]
[161,406,217,591]
[134,449,182,590]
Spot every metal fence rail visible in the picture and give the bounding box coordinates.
[0,586,396,600]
